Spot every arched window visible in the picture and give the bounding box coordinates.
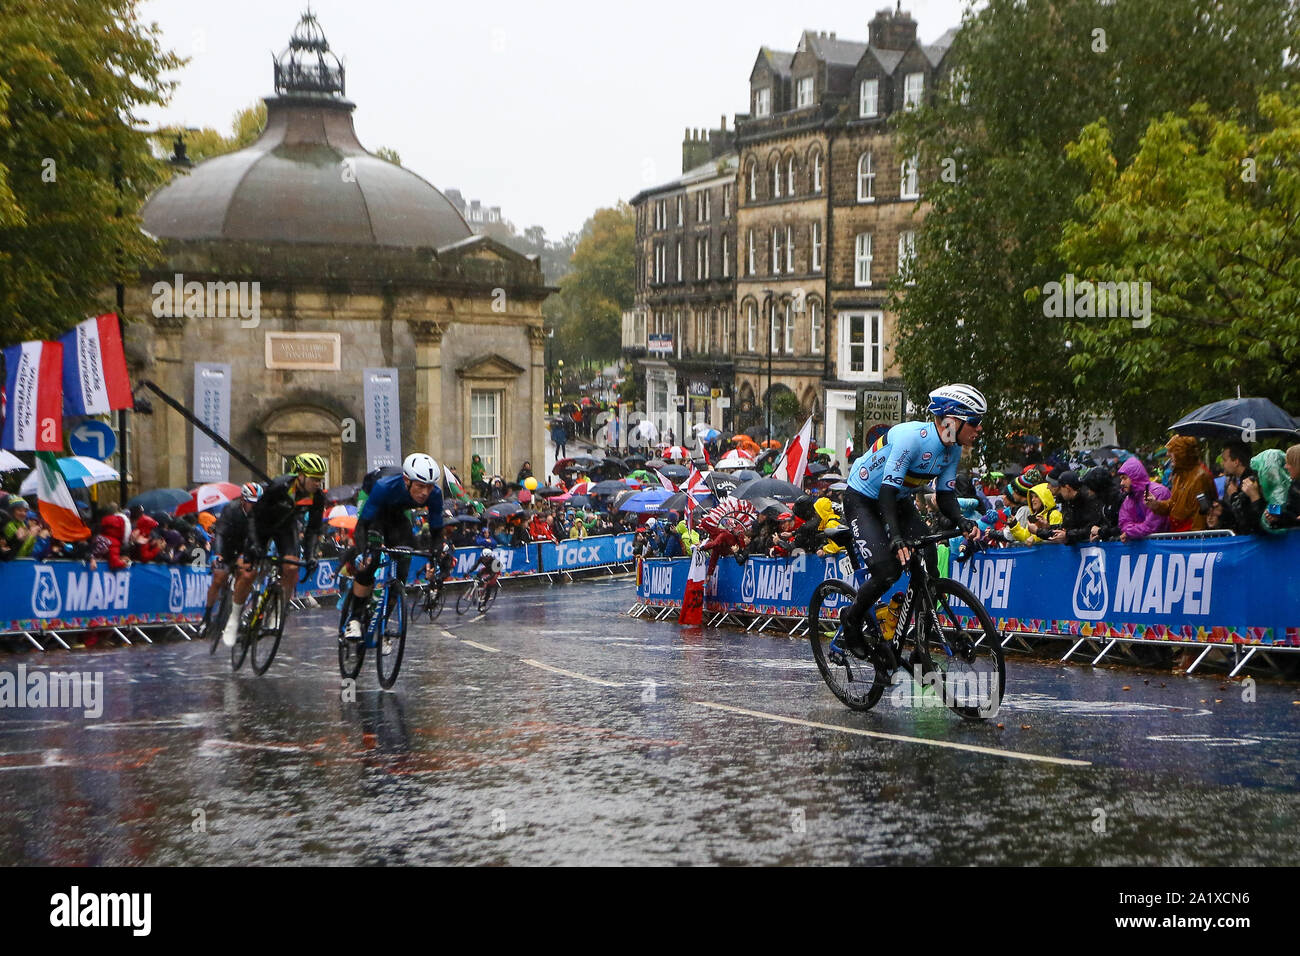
[811,150,823,193]
[857,152,875,202]
[786,155,795,196]
[747,160,758,201]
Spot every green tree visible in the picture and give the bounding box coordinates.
[0,0,184,342]
[152,101,266,165]
[891,0,1298,459]
[1059,93,1300,434]
[375,146,401,166]
[549,202,634,365]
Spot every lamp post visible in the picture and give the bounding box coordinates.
[762,288,774,441]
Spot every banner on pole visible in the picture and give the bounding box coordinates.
[60,313,133,416]
[2,341,64,451]
[363,368,401,471]
[192,363,231,483]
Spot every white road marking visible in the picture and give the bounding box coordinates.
[439,629,456,639]
[692,701,1092,767]
[469,614,487,623]
[520,659,625,688]
[461,640,500,654]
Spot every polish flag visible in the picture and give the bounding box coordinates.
[774,414,814,486]
[680,546,709,626]
[2,341,64,451]
[60,313,133,416]
[34,451,90,541]
[655,469,677,493]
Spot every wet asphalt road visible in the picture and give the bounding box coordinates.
[1,574,1298,865]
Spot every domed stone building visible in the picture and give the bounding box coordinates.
[124,12,550,492]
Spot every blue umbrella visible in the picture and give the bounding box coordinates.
[1169,397,1300,440]
[126,487,190,512]
[616,489,674,514]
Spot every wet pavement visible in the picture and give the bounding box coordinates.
[1,574,1298,865]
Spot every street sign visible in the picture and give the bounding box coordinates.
[672,395,685,407]
[67,420,116,460]
[718,398,731,409]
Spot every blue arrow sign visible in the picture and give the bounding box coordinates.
[68,420,117,461]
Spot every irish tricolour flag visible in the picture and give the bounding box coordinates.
[2,340,64,451]
[34,452,90,542]
[60,313,133,416]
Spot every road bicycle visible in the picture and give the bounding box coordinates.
[230,550,305,676]
[455,571,500,615]
[204,577,233,655]
[807,527,1005,720]
[406,547,452,622]
[337,545,410,689]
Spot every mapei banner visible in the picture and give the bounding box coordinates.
[637,535,1300,646]
[1,561,211,632]
[538,534,636,572]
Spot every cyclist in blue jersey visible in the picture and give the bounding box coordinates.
[840,383,986,662]
[341,453,445,640]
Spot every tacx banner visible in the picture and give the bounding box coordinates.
[362,368,401,472]
[2,340,63,451]
[59,313,133,416]
[192,363,231,483]
[0,560,211,632]
[539,534,636,572]
[638,536,1300,646]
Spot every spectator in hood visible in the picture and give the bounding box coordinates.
[516,461,534,485]
[1283,444,1300,528]
[1146,435,1216,533]
[1056,471,1104,544]
[88,512,132,571]
[1118,457,1170,542]
[1082,467,1122,540]
[1242,447,1294,534]
[2,496,38,559]
[1007,482,1064,545]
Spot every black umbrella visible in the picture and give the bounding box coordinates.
[590,479,628,496]
[733,469,761,483]
[483,501,523,519]
[643,458,666,470]
[705,471,740,498]
[326,483,360,503]
[609,489,638,513]
[1169,397,1300,441]
[659,464,689,482]
[533,485,565,497]
[591,458,629,478]
[754,448,781,467]
[661,490,716,513]
[623,455,647,468]
[806,462,830,476]
[735,477,804,503]
[566,494,592,509]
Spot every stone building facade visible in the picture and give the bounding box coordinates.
[124,14,550,495]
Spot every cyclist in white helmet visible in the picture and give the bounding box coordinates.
[340,453,445,641]
[839,384,986,664]
[202,482,262,633]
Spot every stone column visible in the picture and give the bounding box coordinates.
[410,319,446,467]
[529,325,547,474]
[148,315,190,490]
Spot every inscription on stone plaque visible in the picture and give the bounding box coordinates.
[265,332,341,370]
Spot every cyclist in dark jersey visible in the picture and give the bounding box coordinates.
[222,452,327,646]
[202,482,261,630]
[341,453,445,640]
[840,384,986,660]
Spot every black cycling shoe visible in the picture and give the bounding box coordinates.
[840,606,871,659]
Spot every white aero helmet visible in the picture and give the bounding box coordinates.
[402,453,441,485]
[926,383,987,422]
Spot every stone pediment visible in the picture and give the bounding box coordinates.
[456,353,527,380]
[436,234,533,266]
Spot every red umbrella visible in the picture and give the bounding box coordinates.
[174,482,242,515]
[662,445,690,461]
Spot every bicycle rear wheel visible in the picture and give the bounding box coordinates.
[376,586,407,689]
[230,602,251,671]
[208,588,232,655]
[337,591,366,680]
[478,581,498,613]
[807,580,888,711]
[910,577,1005,720]
[455,582,476,615]
[250,584,285,675]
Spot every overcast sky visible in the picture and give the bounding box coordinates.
[137,0,972,239]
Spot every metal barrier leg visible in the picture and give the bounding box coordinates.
[1185,644,1216,674]
[24,632,44,651]
[1090,639,1118,666]
[1228,646,1259,678]
[1060,637,1087,662]
[745,616,764,632]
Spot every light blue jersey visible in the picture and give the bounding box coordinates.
[846,421,961,499]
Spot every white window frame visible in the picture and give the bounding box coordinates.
[721,306,730,355]
[904,72,924,111]
[771,227,781,276]
[857,152,875,202]
[901,155,919,200]
[812,150,823,192]
[785,225,794,273]
[676,196,684,226]
[855,233,873,287]
[746,301,757,351]
[723,183,732,217]
[470,390,502,477]
[859,78,879,118]
[898,230,916,284]
[796,76,814,108]
[810,300,822,354]
[722,234,730,277]
[783,301,794,354]
[838,311,883,382]
[769,301,780,353]
[811,221,822,272]
[701,236,710,279]
[747,228,755,275]
[748,162,757,201]
[676,241,682,281]
[755,87,771,117]
[787,155,795,195]
[772,162,782,199]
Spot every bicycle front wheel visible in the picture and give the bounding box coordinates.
[230,604,250,671]
[376,587,407,689]
[208,588,232,655]
[807,580,888,712]
[337,591,366,680]
[478,581,498,613]
[455,582,476,615]
[250,585,285,675]
[910,577,1005,720]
